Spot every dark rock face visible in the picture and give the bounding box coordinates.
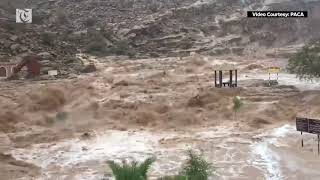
[0,0,319,67]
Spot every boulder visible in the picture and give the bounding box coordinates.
[19,46,28,52]
[9,35,18,41]
[10,44,20,51]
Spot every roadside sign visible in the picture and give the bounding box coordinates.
[296,117,309,133]
[296,117,320,155]
[296,117,320,134]
[268,67,281,73]
[309,119,320,134]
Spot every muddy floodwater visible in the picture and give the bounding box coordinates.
[1,56,320,179]
[8,124,320,180]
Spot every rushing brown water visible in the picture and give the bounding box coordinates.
[8,123,320,180]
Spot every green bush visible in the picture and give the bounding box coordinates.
[287,40,320,79]
[107,157,155,180]
[56,111,68,121]
[108,151,213,180]
[180,150,212,180]
[32,11,49,25]
[110,40,129,54]
[85,40,107,54]
[100,28,115,41]
[110,40,136,58]
[84,17,97,27]
[85,38,136,57]
[148,1,160,12]
[42,33,55,46]
[159,151,213,180]
[233,96,243,121]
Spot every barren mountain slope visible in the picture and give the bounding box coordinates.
[0,0,320,70]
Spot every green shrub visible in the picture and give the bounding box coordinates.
[56,111,68,121]
[85,41,107,54]
[100,27,115,41]
[108,157,155,180]
[85,38,136,57]
[287,40,320,79]
[110,40,130,54]
[32,11,49,25]
[84,17,96,27]
[180,150,212,180]
[42,33,55,46]
[110,40,136,58]
[233,96,243,121]
[233,96,242,112]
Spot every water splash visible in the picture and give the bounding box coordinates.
[251,125,293,180]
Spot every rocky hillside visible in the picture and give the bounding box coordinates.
[1,0,320,73]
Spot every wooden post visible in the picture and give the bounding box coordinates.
[268,73,271,86]
[318,134,320,156]
[214,70,217,87]
[235,70,238,87]
[230,70,233,87]
[301,131,303,147]
[219,70,223,88]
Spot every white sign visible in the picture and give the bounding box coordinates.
[48,70,58,76]
[16,9,32,23]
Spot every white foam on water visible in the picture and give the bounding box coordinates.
[11,125,302,180]
[251,124,294,180]
[10,129,203,179]
[10,127,242,179]
[12,131,160,168]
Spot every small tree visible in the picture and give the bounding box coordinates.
[287,40,320,79]
[107,157,155,180]
[233,96,243,121]
[84,17,96,27]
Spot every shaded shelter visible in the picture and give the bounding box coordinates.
[213,64,238,88]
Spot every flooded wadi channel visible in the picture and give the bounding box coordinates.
[8,123,320,180]
[1,56,320,180]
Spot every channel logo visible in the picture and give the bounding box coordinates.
[16,9,32,23]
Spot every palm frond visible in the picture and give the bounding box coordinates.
[137,157,156,179]
[107,158,155,180]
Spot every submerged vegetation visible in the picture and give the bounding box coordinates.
[233,96,243,121]
[107,151,214,180]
